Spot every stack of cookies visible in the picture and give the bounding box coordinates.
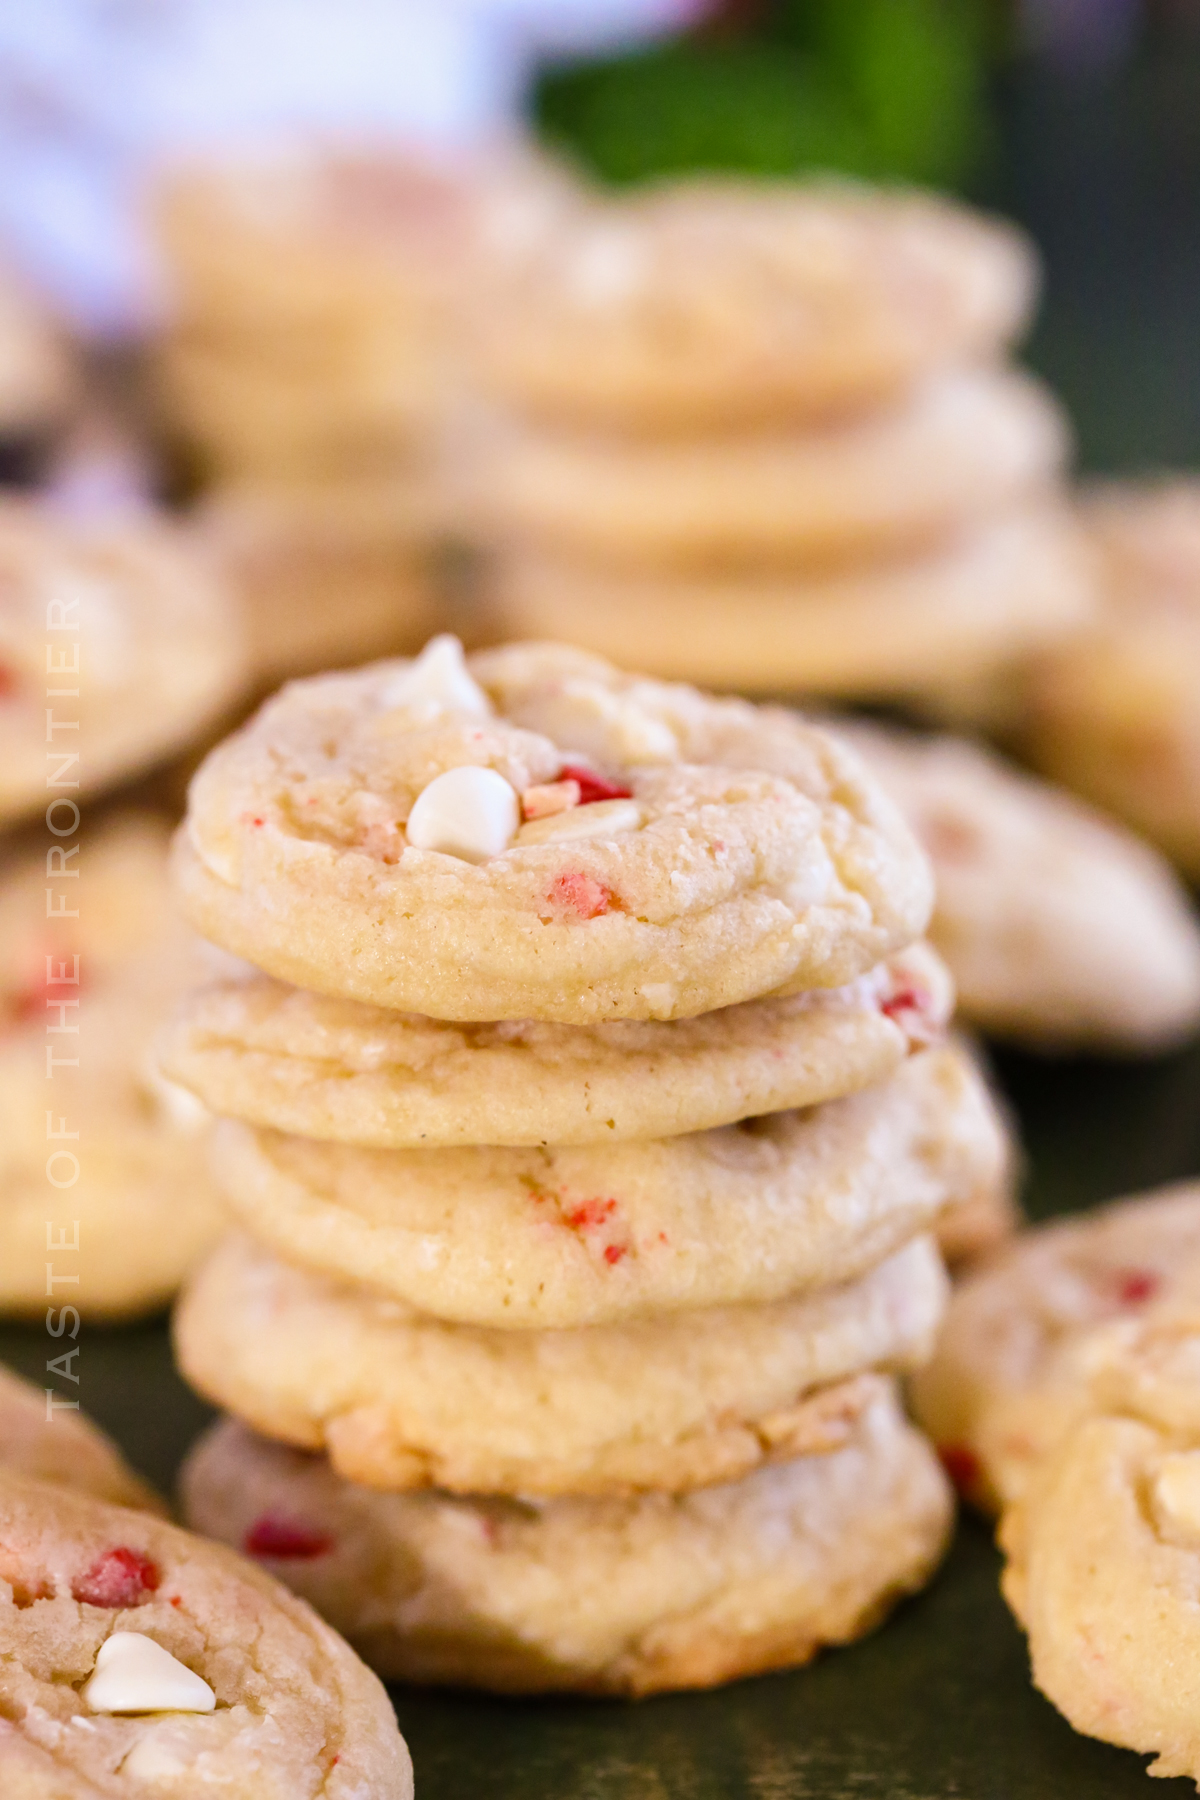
[163,635,1011,1695]
[472,178,1095,716]
[152,148,470,678]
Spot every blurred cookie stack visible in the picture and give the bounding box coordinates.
[163,633,1013,1694]
[0,499,247,1319]
[471,178,1096,717]
[152,149,473,680]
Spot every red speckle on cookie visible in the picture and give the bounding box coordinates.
[240,812,266,829]
[558,765,633,806]
[1112,1268,1162,1308]
[880,982,939,1049]
[938,1444,982,1495]
[243,1514,334,1561]
[546,872,617,919]
[922,812,983,862]
[603,1244,627,1266]
[0,664,19,700]
[72,1547,161,1608]
[563,1197,618,1232]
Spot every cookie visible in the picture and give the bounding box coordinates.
[472,177,1036,430]
[0,268,75,458]
[0,1364,161,1513]
[175,1230,946,1498]
[157,940,952,1148]
[174,637,933,1023]
[492,506,1095,698]
[209,1041,1007,1329]
[0,498,246,829]
[999,1403,1200,1786]
[194,473,445,682]
[843,722,1200,1050]
[477,367,1067,571]
[0,1469,412,1797]
[909,1182,1200,1513]
[182,1383,952,1697]
[1025,479,1200,876]
[1,811,225,1318]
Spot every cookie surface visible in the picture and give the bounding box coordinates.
[0,1365,161,1514]
[909,1181,1200,1512]
[175,1232,947,1497]
[1025,479,1200,876]
[175,639,933,1022]
[844,722,1200,1050]
[0,500,245,828]
[210,1042,1006,1329]
[472,177,1035,429]
[478,367,1066,571]
[999,1408,1200,1786]
[182,1385,952,1697]
[0,1470,411,1798]
[493,507,1095,698]
[1,812,225,1318]
[158,940,951,1147]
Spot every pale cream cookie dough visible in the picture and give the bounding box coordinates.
[158,940,952,1148]
[471,176,1036,431]
[492,507,1095,700]
[175,1231,947,1498]
[0,812,226,1319]
[909,1182,1200,1513]
[1025,479,1200,877]
[0,1470,412,1798]
[0,498,246,829]
[174,637,933,1023]
[210,1041,1006,1330]
[0,1365,161,1514]
[842,722,1200,1051]
[181,1384,952,1697]
[476,367,1067,571]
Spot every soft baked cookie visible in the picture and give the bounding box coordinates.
[0,268,76,474]
[0,498,245,828]
[0,1365,161,1513]
[209,1041,1007,1329]
[842,723,1200,1051]
[476,367,1067,571]
[1025,479,1200,876]
[175,1231,947,1497]
[471,176,1036,430]
[0,1470,411,1798]
[182,1384,952,1697]
[193,473,445,681]
[158,940,952,1147]
[493,507,1095,699]
[1,812,225,1318]
[909,1182,1200,1513]
[174,637,933,1022]
[999,1412,1200,1787]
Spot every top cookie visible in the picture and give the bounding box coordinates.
[471,177,1036,430]
[0,1469,411,1799]
[175,638,933,1022]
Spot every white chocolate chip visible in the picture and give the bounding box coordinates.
[521,779,581,821]
[188,818,239,888]
[83,1633,216,1715]
[406,766,519,863]
[516,798,642,846]
[1154,1452,1200,1540]
[379,636,491,721]
[139,1056,211,1135]
[512,682,678,765]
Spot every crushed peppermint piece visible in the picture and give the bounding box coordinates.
[545,871,617,919]
[559,764,633,805]
[522,779,581,820]
[72,1548,160,1609]
[243,1514,334,1560]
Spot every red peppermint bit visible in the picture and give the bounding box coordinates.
[658,1232,669,1246]
[243,1514,334,1561]
[603,1244,627,1266]
[558,764,633,806]
[72,1547,160,1608]
[168,1595,184,1608]
[881,985,927,1023]
[563,1197,618,1232]
[241,812,266,829]
[546,871,617,919]
[923,813,982,862]
[1112,1268,1161,1308]
[938,1444,982,1495]
[0,663,18,700]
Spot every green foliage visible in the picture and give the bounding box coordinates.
[533,0,993,190]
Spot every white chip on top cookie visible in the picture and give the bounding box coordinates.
[174,637,933,1023]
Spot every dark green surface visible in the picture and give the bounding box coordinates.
[4,1038,1200,1797]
